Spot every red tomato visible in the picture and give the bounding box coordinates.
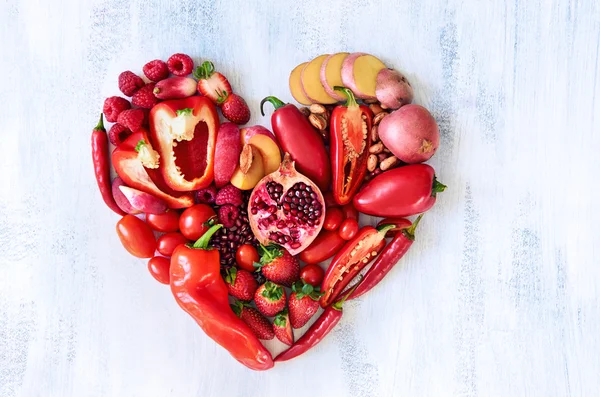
[157,232,190,256]
[236,244,259,272]
[341,203,359,222]
[179,204,216,240]
[338,218,359,240]
[377,217,412,238]
[147,256,171,285]
[323,207,344,231]
[298,230,346,265]
[300,263,324,286]
[116,215,156,258]
[146,210,180,233]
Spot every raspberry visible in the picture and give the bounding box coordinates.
[108,123,132,146]
[132,83,158,108]
[143,60,169,82]
[103,96,131,122]
[118,71,145,96]
[196,185,217,204]
[215,184,243,206]
[218,205,239,228]
[140,108,150,127]
[117,109,145,132]
[167,53,194,76]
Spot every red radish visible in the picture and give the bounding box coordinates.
[214,122,242,187]
[378,104,439,164]
[112,177,140,214]
[153,77,197,99]
[119,186,168,214]
[375,69,414,110]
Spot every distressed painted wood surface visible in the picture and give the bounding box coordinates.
[1,0,599,396]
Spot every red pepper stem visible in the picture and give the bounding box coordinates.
[431,176,447,197]
[260,96,286,116]
[95,114,105,131]
[332,275,363,311]
[376,224,396,235]
[402,214,423,241]
[333,86,358,107]
[192,224,223,249]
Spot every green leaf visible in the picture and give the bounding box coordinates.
[273,311,288,327]
[258,244,283,265]
[176,108,193,117]
[301,283,314,295]
[262,282,283,301]
[225,266,237,285]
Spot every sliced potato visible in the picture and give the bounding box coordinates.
[341,53,387,99]
[289,62,312,105]
[300,55,337,105]
[320,52,349,102]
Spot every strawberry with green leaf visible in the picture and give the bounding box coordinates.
[273,309,294,346]
[231,300,274,340]
[255,244,300,287]
[224,267,257,301]
[288,280,324,329]
[254,282,286,317]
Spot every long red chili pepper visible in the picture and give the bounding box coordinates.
[347,215,423,301]
[91,114,125,216]
[274,279,361,363]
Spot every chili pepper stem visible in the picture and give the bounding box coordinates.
[332,275,363,310]
[95,113,105,131]
[260,96,286,116]
[192,224,223,249]
[431,176,447,197]
[376,224,396,235]
[333,86,358,107]
[402,214,424,241]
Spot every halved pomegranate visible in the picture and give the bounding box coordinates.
[248,153,326,255]
[149,96,219,192]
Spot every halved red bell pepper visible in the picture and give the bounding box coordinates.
[149,96,219,192]
[112,130,194,209]
[330,87,373,205]
[319,224,394,307]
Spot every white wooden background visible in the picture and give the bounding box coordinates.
[1,0,599,396]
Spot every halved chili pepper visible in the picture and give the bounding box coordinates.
[377,217,412,238]
[329,87,373,205]
[298,229,347,265]
[91,114,125,216]
[274,279,361,363]
[347,215,423,301]
[319,224,394,307]
[170,224,273,371]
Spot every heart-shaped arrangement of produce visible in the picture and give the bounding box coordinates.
[92,52,446,371]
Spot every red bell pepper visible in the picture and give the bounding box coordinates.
[149,96,219,192]
[260,96,330,191]
[170,224,274,371]
[353,164,446,217]
[112,130,194,209]
[319,224,394,307]
[329,87,373,205]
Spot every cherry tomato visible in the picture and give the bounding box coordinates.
[146,210,181,233]
[116,215,156,258]
[147,256,171,285]
[299,230,346,265]
[341,203,359,222]
[157,232,190,256]
[377,217,412,238]
[236,244,259,272]
[323,191,338,208]
[179,204,216,240]
[300,263,325,286]
[338,218,359,240]
[323,207,344,231]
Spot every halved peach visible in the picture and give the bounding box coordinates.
[248,134,281,175]
[230,145,265,190]
[240,125,275,145]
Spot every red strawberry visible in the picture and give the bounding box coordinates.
[254,282,286,317]
[273,309,294,346]
[118,71,145,97]
[224,267,257,301]
[167,53,194,76]
[116,109,145,132]
[288,280,323,329]
[218,92,250,125]
[143,59,169,82]
[108,123,131,146]
[231,301,274,340]
[193,61,232,104]
[132,83,159,108]
[256,244,300,287]
[103,96,131,122]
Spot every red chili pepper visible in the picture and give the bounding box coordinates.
[319,224,394,307]
[330,87,373,205]
[91,114,125,216]
[298,229,347,265]
[260,96,330,190]
[274,280,360,363]
[347,215,423,300]
[170,224,273,371]
[377,217,412,238]
[353,164,446,217]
